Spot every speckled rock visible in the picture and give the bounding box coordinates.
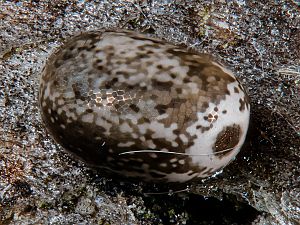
[39,30,250,182]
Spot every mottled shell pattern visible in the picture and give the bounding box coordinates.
[39,30,250,183]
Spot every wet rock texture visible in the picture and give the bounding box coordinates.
[0,1,299,224]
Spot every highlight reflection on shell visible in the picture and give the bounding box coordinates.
[39,30,250,183]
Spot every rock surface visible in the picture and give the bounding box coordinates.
[0,1,299,224]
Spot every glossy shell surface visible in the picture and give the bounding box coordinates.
[39,30,250,182]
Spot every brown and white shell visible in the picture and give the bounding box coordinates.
[39,30,250,183]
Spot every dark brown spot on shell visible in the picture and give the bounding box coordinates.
[214,124,241,159]
[239,98,246,111]
[234,87,240,93]
[155,104,168,114]
[201,102,209,112]
[170,73,177,79]
[86,108,93,113]
[183,77,190,83]
[175,88,182,94]
[151,79,173,91]
[129,104,140,113]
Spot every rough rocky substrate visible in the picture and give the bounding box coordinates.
[0,1,299,224]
